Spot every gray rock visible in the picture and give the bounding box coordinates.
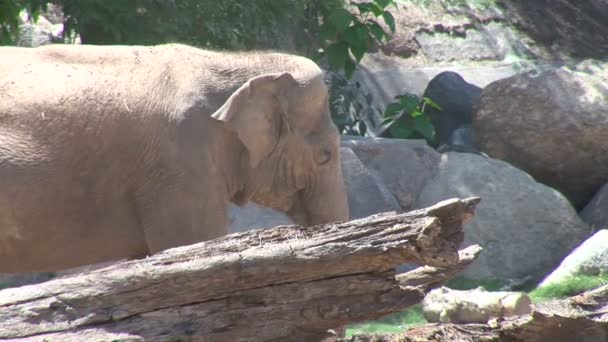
[340,147,401,219]
[539,230,608,287]
[500,0,608,60]
[580,183,608,231]
[342,136,440,210]
[473,60,608,208]
[351,58,522,136]
[227,202,294,234]
[416,22,534,62]
[416,152,592,283]
[0,272,55,289]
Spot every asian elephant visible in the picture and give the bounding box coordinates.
[0,43,349,273]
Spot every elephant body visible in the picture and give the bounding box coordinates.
[0,44,348,272]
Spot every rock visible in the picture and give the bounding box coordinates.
[342,136,440,210]
[227,202,294,234]
[375,1,536,61]
[422,71,481,150]
[580,183,608,231]
[473,60,608,208]
[0,272,55,289]
[501,0,608,60]
[416,22,534,63]
[539,230,608,287]
[422,286,532,324]
[340,147,401,219]
[416,152,591,283]
[351,56,522,136]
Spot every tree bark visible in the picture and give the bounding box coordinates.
[0,197,480,342]
[348,284,608,342]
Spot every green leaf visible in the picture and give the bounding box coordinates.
[345,24,369,62]
[422,96,443,111]
[344,57,357,79]
[411,109,423,117]
[396,94,420,114]
[356,2,384,16]
[382,11,396,33]
[319,23,336,42]
[355,3,373,14]
[374,0,392,9]
[355,23,369,41]
[384,102,403,118]
[350,44,367,63]
[329,8,354,33]
[327,42,349,70]
[368,21,386,42]
[342,26,359,46]
[389,120,414,138]
[414,116,435,140]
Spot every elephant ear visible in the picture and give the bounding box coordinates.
[211,72,296,168]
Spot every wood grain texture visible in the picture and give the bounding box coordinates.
[0,197,480,341]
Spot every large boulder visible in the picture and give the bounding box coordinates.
[580,183,608,231]
[500,0,608,60]
[342,136,440,210]
[473,60,608,208]
[416,152,592,283]
[539,230,608,287]
[340,147,401,219]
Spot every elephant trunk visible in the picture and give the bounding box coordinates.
[297,163,350,227]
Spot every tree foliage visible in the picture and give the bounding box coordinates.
[0,0,437,141]
[317,0,396,78]
[0,0,344,53]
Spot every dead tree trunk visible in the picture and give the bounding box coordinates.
[0,197,480,342]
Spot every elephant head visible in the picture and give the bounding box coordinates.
[211,69,349,227]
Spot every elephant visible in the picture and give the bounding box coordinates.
[0,43,349,273]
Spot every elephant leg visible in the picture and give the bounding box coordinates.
[135,182,228,255]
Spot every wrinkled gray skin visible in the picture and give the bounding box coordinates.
[0,44,349,272]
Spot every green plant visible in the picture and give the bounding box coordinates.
[381,94,439,143]
[529,273,608,303]
[326,72,380,135]
[0,0,345,51]
[317,0,396,78]
[345,304,427,336]
[317,0,399,136]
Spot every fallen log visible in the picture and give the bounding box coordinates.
[347,284,608,342]
[0,197,480,342]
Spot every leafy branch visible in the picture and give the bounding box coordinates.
[317,0,396,78]
[382,94,441,142]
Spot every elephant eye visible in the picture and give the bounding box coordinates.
[317,148,332,165]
